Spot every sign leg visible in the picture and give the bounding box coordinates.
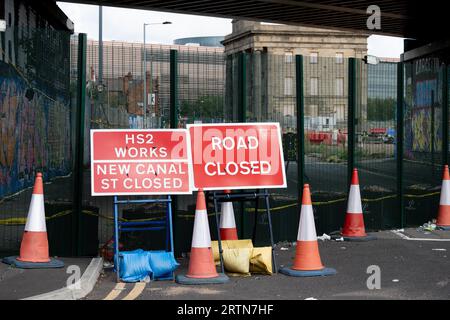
[252,190,259,244]
[113,196,121,283]
[213,193,225,274]
[264,190,277,274]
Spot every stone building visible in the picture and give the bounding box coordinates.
[222,20,369,131]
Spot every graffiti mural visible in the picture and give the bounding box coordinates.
[411,79,442,152]
[0,62,72,198]
[404,57,443,160]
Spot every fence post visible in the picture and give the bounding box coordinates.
[397,62,404,228]
[238,51,247,122]
[347,58,356,187]
[442,65,449,166]
[238,51,247,238]
[296,55,305,195]
[169,49,179,255]
[170,49,178,129]
[73,33,87,256]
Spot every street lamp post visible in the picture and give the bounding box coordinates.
[143,21,171,129]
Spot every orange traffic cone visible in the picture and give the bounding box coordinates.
[2,172,64,268]
[341,169,376,241]
[176,189,228,284]
[280,184,336,277]
[18,172,49,263]
[437,165,450,230]
[219,190,238,240]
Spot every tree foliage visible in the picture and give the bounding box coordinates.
[367,98,396,121]
[180,95,224,121]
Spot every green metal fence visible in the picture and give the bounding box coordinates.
[2,32,450,257]
[356,60,399,230]
[0,27,77,256]
[402,56,447,226]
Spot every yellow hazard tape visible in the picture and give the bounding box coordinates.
[85,190,445,220]
[244,191,441,213]
[404,191,440,198]
[1,191,441,225]
[0,209,72,226]
[0,208,169,226]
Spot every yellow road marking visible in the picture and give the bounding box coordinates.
[122,282,147,300]
[103,282,126,300]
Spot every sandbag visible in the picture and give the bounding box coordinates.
[148,251,180,280]
[211,239,254,264]
[222,248,252,276]
[118,249,152,282]
[250,246,273,275]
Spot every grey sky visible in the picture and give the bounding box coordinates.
[58,2,404,58]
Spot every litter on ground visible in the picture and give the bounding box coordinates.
[317,234,331,241]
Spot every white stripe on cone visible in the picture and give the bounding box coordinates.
[24,194,47,232]
[191,209,211,248]
[347,185,363,214]
[440,180,450,205]
[297,204,317,241]
[220,202,236,228]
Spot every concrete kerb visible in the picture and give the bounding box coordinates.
[22,257,103,300]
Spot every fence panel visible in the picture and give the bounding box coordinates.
[403,57,445,226]
[0,27,75,256]
[302,56,349,234]
[175,47,226,254]
[79,41,176,254]
[356,60,399,230]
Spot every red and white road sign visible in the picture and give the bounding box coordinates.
[90,129,193,195]
[187,123,287,190]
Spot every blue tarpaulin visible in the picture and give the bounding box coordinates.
[117,249,179,282]
[148,251,180,280]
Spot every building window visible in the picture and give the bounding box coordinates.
[310,52,318,64]
[285,52,293,63]
[284,77,293,95]
[335,104,346,121]
[310,77,318,96]
[336,52,344,64]
[305,105,318,117]
[336,78,344,96]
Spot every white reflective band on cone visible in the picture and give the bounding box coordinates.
[220,202,236,228]
[297,205,317,241]
[440,180,450,205]
[191,209,212,248]
[24,194,47,232]
[347,185,363,214]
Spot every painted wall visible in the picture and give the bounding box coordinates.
[0,62,72,197]
[0,0,73,198]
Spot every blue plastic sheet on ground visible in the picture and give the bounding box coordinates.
[118,249,152,282]
[116,249,179,282]
[148,251,179,280]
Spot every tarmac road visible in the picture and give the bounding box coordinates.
[86,230,450,300]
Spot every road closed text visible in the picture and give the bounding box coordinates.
[188,123,287,190]
[204,136,271,176]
